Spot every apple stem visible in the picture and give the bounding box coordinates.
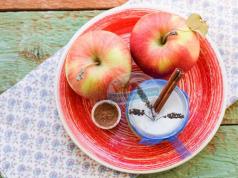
[76,61,100,81]
[161,31,178,45]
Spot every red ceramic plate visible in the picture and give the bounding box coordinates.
[55,7,226,173]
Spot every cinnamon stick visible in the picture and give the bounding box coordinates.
[154,68,184,113]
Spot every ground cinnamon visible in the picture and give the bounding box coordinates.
[93,103,118,127]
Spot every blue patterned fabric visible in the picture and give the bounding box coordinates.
[0,50,131,178]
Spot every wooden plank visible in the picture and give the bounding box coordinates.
[0,11,101,93]
[140,125,238,178]
[0,11,238,125]
[0,0,128,11]
[223,101,238,125]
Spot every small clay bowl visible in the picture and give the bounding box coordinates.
[91,100,121,129]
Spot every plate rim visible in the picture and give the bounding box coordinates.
[54,5,227,174]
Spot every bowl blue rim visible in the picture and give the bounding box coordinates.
[126,79,189,141]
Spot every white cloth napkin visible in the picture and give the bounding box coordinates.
[0,49,132,178]
[0,0,237,177]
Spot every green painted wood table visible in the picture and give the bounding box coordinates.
[1,2,238,177]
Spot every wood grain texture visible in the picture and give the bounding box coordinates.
[223,101,238,125]
[0,11,238,126]
[139,126,238,178]
[0,0,127,11]
[0,11,101,93]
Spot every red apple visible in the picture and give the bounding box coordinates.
[65,30,132,99]
[130,12,200,77]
